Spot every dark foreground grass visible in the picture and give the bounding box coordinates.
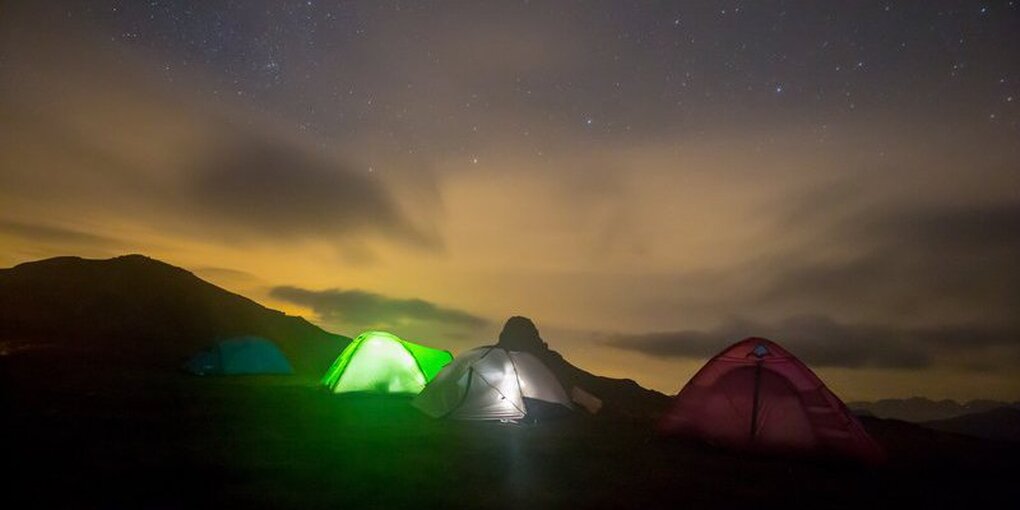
[3,353,1018,509]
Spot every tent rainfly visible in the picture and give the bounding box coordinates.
[322,331,452,394]
[413,346,573,422]
[184,336,294,375]
[658,337,884,463]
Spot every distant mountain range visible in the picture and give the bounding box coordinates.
[848,397,1020,423]
[0,254,670,419]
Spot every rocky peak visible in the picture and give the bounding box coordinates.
[496,316,549,353]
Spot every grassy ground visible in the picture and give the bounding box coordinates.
[3,353,1018,509]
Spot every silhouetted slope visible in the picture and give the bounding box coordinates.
[923,407,1020,442]
[848,397,1016,422]
[0,254,348,377]
[497,316,671,420]
[856,415,1019,470]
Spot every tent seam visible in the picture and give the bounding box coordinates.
[505,349,530,415]
[443,366,476,419]
[397,339,434,389]
[331,337,368,390]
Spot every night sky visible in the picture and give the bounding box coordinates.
[1,1,1018,400]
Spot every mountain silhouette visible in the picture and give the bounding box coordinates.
[5,256,1020,510]
[497,315,671,420]
[0,255,671,419]
[0,254,348,378]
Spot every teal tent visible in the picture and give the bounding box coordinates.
[184,336,294,375]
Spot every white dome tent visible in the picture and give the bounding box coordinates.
[412,346,572,422]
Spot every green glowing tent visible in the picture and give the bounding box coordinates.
[322,331,453,394]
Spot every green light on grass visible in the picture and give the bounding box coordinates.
[322,331,453,394]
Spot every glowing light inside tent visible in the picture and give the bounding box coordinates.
[321,330,452,394]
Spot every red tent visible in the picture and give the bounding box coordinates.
[658,337,884,463]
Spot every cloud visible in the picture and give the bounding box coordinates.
[0,5,437,253]
[605,314,1020,370]
[183,133,437,248]
[611,204,1020,371]
[270,286,488,331]
[0,219,120,248]
[748,202,1020,326]
[871,203,1020,252]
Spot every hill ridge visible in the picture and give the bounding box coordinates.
[1,255,671,419]
[0,253,348,379]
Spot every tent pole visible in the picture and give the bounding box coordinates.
[441,366,475,419]
[750,360,762,442]
[506,350,529,416]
